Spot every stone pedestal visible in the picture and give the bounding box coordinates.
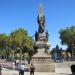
[31,32,55,72]
[31,49,55,72]
[32,63,55,72]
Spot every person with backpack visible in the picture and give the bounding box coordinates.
[30,63,35,75]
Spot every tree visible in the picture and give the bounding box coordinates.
[0,33,7,58]
[59,26,75,57]
[0,28,34,59]
[0,33,7,48]
[9,28,33,58]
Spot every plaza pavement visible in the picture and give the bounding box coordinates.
[1,60,75,75]
[1,67,72,75]
[2,70,69,75]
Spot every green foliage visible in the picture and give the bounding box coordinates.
[59,26,75,52]
[59,26,75,45]
[0,33,7,39]
[9,28,33,50]
[0,28,33,59]
[0,33,7,47]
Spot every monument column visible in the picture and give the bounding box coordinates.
[31,4,55,72]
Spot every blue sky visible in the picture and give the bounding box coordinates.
[0,0,75,50]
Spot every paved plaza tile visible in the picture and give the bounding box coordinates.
[2,70,69,75]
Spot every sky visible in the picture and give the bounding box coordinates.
[0,0,75,50]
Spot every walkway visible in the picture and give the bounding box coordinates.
[2,70,67,75]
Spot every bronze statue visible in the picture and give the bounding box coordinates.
[38,3,45,33]
[35,31,38,41]
[46,30,49,41]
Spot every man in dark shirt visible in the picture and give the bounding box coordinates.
[0,64,2,75]
[30,64,35,75]
[71,65,75,75]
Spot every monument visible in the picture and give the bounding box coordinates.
[31,4,55,72]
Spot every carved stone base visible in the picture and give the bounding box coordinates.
[33,64,55,72]
[31,57,55,72]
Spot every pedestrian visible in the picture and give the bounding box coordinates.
[0,64,2,75]
[12,62,15,70]
[71,65,75,75]
[18,62,25,75]
[16,59,19,69]
[30,63,35,75]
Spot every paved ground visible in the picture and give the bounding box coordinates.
[2,70,68,75]
[54,61,75,74]
[1,67,72,75]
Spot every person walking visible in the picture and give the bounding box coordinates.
[71,65,75,75]
[0,64,2,75]
[16,59,19,69]
[30,63,35,75]
[18,62,25,75]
